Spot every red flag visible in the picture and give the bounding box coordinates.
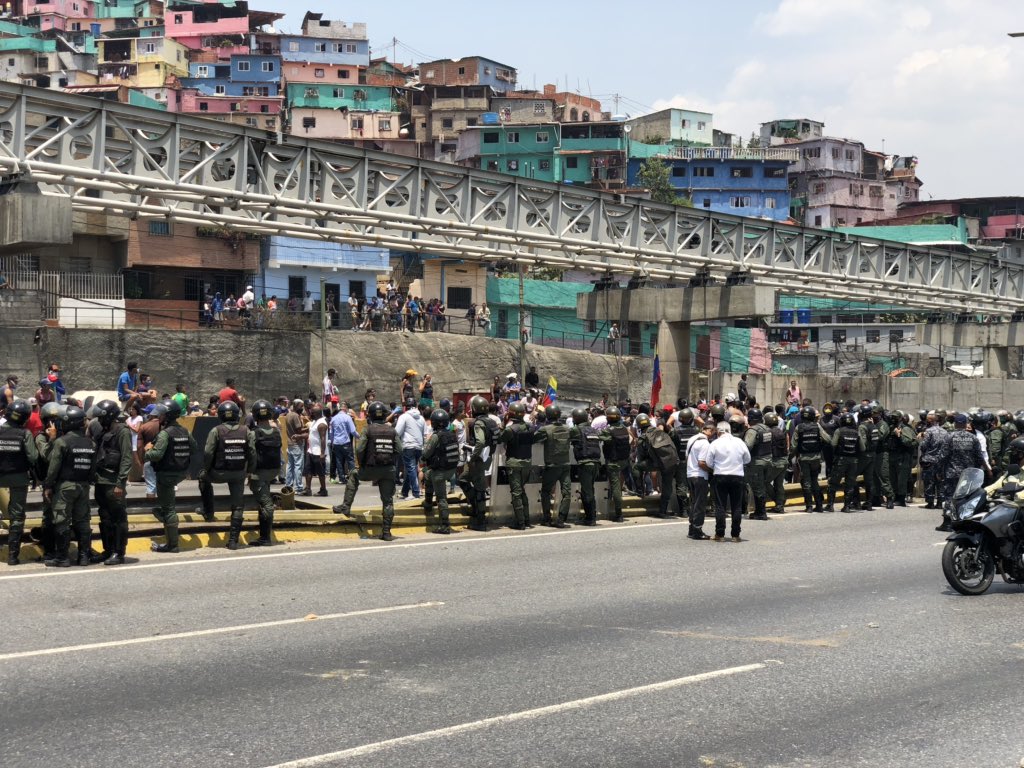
[650,354,662,410]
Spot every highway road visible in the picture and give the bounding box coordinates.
[1,506,1022,767]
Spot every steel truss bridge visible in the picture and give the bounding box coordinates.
[0,82,1019,315]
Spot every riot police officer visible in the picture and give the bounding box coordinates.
[570,406,603,526]
[918,411,949,509]
[33,402,64,562]
[601,406,630,523]
[0,400,39,565]
[743,408,773,520]
[535,404,573,527]
[43,406,96,567]
[91,399,132,565]
[496,401,535,530]
[792,406,828,513]
[634,412,680,519]
[145,401,197,554]
[459,395,496,531]
[201,401,255,550]
[248,399,282,547]
[829,412,864,513]
[765,411,788,512]
[672,408,700,519]
[333,401,403,541]
[857,406,880,510]
[422,408,459,535]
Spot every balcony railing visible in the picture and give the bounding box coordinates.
[0,267,123,319]
[657,146,801,162]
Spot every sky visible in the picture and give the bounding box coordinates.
[295,0,1022,200]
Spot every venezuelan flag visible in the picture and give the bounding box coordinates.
[543,376,558,406]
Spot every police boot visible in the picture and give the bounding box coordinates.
[471,492,488,531]
[226,510,244,550]
[749,498,769,521]
[38,523,55,564]
[199,479,217,522]
[6,529,22,566]
[813,488,825,513]
[333,486,358,517]
[250,515,273,547]
[46,531,71,568]
[380,511,395,541]
[584,498,598,525]
[151,523,179,553]
[104,523,127,565]
[825,488,836,513]
[802,493,814,514]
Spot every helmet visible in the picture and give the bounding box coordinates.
[725,392,737,404]
[747,408,763,425]
[801,406,817,422]
[404,397,416,409]
[605,405,622,424]
[571,407,589,426]
[217,401,241,423]
[4,399,31,426]
[430,409,450,431]
[150,403,169,423]
[677,407,694,424]
[998,409,1012,424]
[729,415,746,435]
[971,410,990,429]
[93,399,120,427]
[710,403,726,421]
[858,404,873,419]
[544,404,562,422]
[1008,437,1024,463]
[822,403,835,416]
[470,395,489,416]
[251,399,274,420]
[635,413,651,431]
[438,398,452,414]
[62,405,86,431]
[163,398,182,421]
[886,410,901,425]
[839,413,855,427]
[508,402,526,422]
[40,402,63,424]
[367,401,388,423]
[918,409,928,422]
[764,412,780,428]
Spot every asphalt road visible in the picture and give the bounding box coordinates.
[1,506,1023,768]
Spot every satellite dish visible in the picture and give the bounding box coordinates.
[623,125,632,133]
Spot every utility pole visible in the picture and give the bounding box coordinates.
[518,261,526,383]
[319,276,327,388]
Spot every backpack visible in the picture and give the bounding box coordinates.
[647,428,679,471]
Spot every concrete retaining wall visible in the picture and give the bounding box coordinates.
[0,290,45,327]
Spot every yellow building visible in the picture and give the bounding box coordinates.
[97,37,189,88]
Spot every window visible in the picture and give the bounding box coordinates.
[144,42,156,54]
[348,280,365,300]
[173,13,182,23]
[345,43,357,53]
[242,87,254,96]
[536,132,550,143]
[67,256,91,273]
[832,329,847,343]
[680,118,690,128]
[458,66,465,75]
[697,121,706,131]
[256,86,269,97]
[831,147,840,159]
[730,196,751,208]
[288,42,299,52]
[245,117,257,127]
[148,220,171,236]
[804,147,821,158]
[566,157,578,168]
[506,131,519,143]
[466,117,478,127]
[441,118,453,129]
[836,218,846,226]
[332,87,344,98]
[237,61,250,72]
[693,166,714,177]
[266,118,275,128]
[304,87,318,97]
[483,132,499,144]
[199,102,208,111]
[338,69,349,79]
[70,22,80,31]
[766,198,777,209]
[487,160,499,171]
[731,167,753,178]
[230,103,239,112]
[214,85,225,95]
[333,43,344,53]
[866,329,880,343]
[812,182,826,194]
[869,185,883,197]
[702,198,711,208]
[378,119,391,132]
[314,42,326,53]
[534,101,546,115]
[814,215,823,226]
[845,149,855,160]
[314,68,324,78]
[507,160,519,171]
[260,105,269,113]
[6,59,13,67]
[353,89,367,100]
[672,167,686,177]
[849,183,863,195]
[302,116,316,129]
[351,116,364,130]
[288,276,306,300]
[764,167,785,178]
[539,159,550,171]
[261,61,274,72]
[447,286,471,310]
[424,69,434,78]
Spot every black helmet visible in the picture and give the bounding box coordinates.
[729,415,746,435]
[438,398,452,413]
[710,403,726,421]
[367,401,388,423]
[970,410,990,429]
[40,402,63,424]
[605,405,622,424]
[470,395,489,416]
[1008,437,1024,464]
[801,406,817,422]
[159,398,180,421]
[217,401,241,423]
[544,404,561,422]
[747,408,763,425]
[4,399,31,426]
[404,397,416,409]
[62,405,86,431]
[251,399,274,420]
[635,413,652,431]
[1014,413,1024,434]
[430,409,450,430]
[839,412,855,427]
[508,402,526,422]
[858,404,873,419]
[764,412,780,428]
[677,407,694,424]
[918,409,928,421]
[885,410,901,425]
[93,399,121,427]
[150,403,169,423]
[571,407,589,425]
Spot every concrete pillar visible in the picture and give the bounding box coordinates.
[984,346,1010,378]
[657,320,690,406]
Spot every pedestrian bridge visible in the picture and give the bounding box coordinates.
[0,82,1018,315]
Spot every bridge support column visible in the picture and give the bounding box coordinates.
[984,346,1010,378]
[657,320,691,406]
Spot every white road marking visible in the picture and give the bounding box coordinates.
[262,662,770,767]
[0,602,443,662]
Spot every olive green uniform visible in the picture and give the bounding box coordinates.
[422,427,460,531]
[200,423,257,531]
[0,424,39,564]
[249,423,283,545]
[874,420,894,502]
[634,425,679,517]
[857,419,880,510]
[34,431,57,559]
[44,429,97,565]
[145,422,197,551]
[535,421,572,525]
[830,426,865,512]
[461,417,497,530]
[791,422,829,512]
[93,422,133,559]
[767,425,789,511]
[337,424,403,537]
[601,423,631,522]
[570,423,604,525]
[890,424,918,504]
[496,421,536,529]
[743,424,774,518]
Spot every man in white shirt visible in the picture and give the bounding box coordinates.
[702,420,751,542]
[394,398,425,499]
[685,422,716,540]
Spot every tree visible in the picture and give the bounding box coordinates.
[637,157,693,207]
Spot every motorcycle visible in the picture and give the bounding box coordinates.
[941,467,1024,596]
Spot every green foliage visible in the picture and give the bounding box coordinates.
[637,157,693,207]
[640,133,665,145]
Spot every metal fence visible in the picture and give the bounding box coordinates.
[0,264,123,320]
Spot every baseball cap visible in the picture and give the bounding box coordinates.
[143,404,156,414]
[954,413,968,425]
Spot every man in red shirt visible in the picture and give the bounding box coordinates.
[24,398,43,437]
[218,377,246,414]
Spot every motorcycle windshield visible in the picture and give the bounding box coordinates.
[953,468,985,500]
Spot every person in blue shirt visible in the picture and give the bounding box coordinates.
[116,362,141,412]
[328,405,359,484]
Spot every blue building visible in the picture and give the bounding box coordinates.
[279,34,369,67]
[181,54,282,97]
[626,147,800,221]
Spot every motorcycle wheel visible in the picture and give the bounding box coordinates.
[942,540,995,596]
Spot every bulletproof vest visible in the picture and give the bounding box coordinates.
[428,429,460,471]
[866,424,881,450]
[156,424,192,472]
[674,424,699,456]
[363,423,396,467]
[748,425,773,459]
[542,423,572,465]
[213,424,250,472]
[0,426,30,474]
[573,424,603,463]
[96,423,125,471]
[466,417,496,450]
[836,428,860,457]
[820,416,838,436]
[795,422,822,455]
[646,427,679,471]
[254,426,282,471]
[504,423,534,461]
[603,425,630,462]
[770,427,788,460]
[58,432,96,483]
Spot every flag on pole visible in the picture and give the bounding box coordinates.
[650,354,662,410]
[543,376,558,406]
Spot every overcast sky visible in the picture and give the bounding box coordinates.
[304,0,1021,199]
